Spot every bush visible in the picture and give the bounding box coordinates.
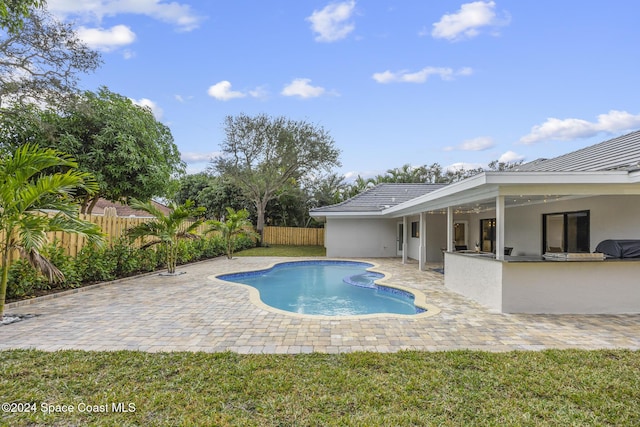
[7,242,80,300]
[6,259,44,299]
[75,243,117,283]
[5,234,256,302]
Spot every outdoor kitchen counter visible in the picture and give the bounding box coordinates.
[448,251,640,262]
[444,251,640,313]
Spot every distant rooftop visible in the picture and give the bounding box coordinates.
[310,183,447,213]
[92,198,171,217]
[516,130,640,172]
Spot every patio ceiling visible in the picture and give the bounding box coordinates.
[440,194,579,215]
[385,170,640,218]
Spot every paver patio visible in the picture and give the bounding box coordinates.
[1,257,638,353]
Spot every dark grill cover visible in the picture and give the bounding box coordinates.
[595,240,640,259]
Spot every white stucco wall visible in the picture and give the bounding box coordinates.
[324,195,640,260]
[465,195,640,256]
[444,252,503,311]
[445,253,640,314]
[502,260,640,314]
[405,214,448,263]
[324,218,397,257]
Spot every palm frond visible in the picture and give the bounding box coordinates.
[19,248,65,284]
[17,216,49,253]
[7,144,77,185]
[48,214,105,246]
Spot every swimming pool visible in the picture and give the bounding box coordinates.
[216,260,428,316]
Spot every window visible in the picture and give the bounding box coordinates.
[543,210,590,253]
[480,218,496,252]
[411,221,419,238]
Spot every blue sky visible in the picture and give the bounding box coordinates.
[48,0,640,179]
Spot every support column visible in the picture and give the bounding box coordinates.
[402,216,408,264]
[496,195,505,260]
[419,212,426,270]
[447,206,454,252]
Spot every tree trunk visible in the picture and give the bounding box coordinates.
[0,233,12,318]
[0,253,9,319]
[255,199,269,245]
[167,242,176,274]
[86,196,100,215]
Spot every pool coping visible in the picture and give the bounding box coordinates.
[208,258,441,320]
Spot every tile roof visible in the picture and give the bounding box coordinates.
[310,183,447,213]
[516,130,640,172]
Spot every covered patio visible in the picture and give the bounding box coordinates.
[389,171,640,313]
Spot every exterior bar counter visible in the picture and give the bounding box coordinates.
[444,251,640,314]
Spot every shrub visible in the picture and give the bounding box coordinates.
[6,242,80,299]
[41,243,80,289]
[75,243,117,283]
[6,233,256,302]
[6,259,44,299]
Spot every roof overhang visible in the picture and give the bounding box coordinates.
[384,171,639,217]
[312,171,640,220]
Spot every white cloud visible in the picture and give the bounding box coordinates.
[248,86,269,100]
[445,136,495,151]
[76,25,136,51]
[181,151,221,163]
[432,1,509,41]
[446,162,483,172]
[519,110,640,144]
[131,97,163,120]
[174,94,194,103]
[307,0,356,42]
[207,81,267,101]
[372,67,472,84]
[498,150,525,163]
[122,49,136,59]
[48,0,204,32]
[207,81,246,101]
[281,78,327,98]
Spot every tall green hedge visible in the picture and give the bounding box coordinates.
[6,235,255,300]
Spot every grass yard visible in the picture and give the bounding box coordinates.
[1,349,638,426]
[235,244,326,257]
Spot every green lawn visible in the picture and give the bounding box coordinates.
[1,349,638,426]
[235,244,326,257]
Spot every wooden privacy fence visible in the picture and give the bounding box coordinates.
[263,226,324,246]
[0,214,212,263]
[1,217,323,265]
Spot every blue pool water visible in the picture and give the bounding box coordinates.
[217,261,424,316]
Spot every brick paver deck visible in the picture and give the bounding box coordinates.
[1,257,638,353]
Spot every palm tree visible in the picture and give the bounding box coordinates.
[126,199,205,274]
[0,144,104,318]
[205,207,257,259]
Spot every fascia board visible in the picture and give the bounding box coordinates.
[483,170,631,185]
[309,210,385,219]
[383,171,636,217]
[383,173,489,216]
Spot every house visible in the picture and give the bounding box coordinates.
[310,130,640,314]
[91,198,172,218]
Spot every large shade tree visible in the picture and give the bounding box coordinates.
[0,0,45,33]
[173,172,248,220]
[211,113,341,241]
[0,143,104,318]
[0,8,101,111]
[4,87,185,213]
